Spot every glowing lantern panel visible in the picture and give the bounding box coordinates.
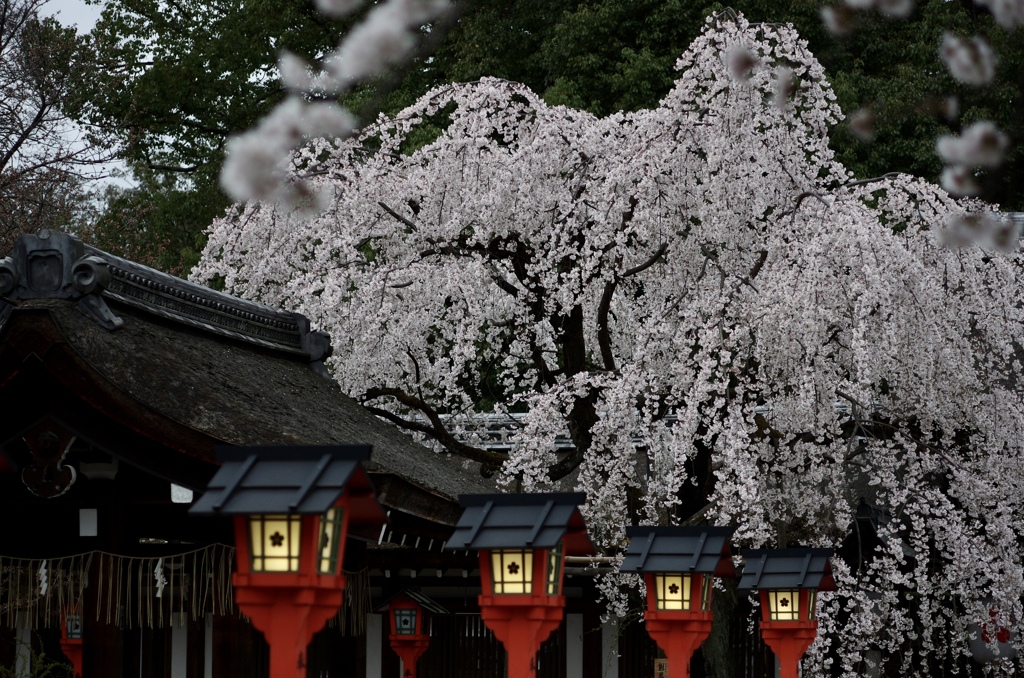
[656,573,691,610]
[491,549,534,594]
[546,545,563,596]
[318,507,344,575]
[766,589,816,622]
[249,514,302,572]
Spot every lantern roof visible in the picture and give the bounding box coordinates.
[190,445,386,528]
[446,492,594,556]
[375,589,449,615]
[737,548,836,591]
[620,526,736,577]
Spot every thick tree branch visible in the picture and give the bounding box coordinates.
[736,249,768,290]
[842,172,901,188]
[622,243,668,278]
[362,386,507,469]
[597,279,617,371]
[378,201,418,231]
[547,388,600,480]
[0,99,47,172]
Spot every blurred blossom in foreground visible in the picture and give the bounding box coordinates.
[943,212,1021,251]
[848,107,875,142]
[938,96,959,122]
[220,99,356,209]
[314,0,364,18]
[940,165,980,196]
[936,121,1009,169]
[725,46,759,81]
[220,0,451,210]
[772,67,798,108]
[939,33,997,86]
[821,5,856,35]
[834,0,913,18]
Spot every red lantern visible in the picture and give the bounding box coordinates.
[969,604,1018,663]
[447,494,593,678]
[621,526,736,678]
[740,548,835,678]
[644,573,712,678]
[757,588,820,678]
[381,592,441,678]
[477,544,567,678]
[229,500,352,678]
[191,446,387,678]
[59,612,83,678]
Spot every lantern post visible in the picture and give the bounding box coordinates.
[191,445,387,678]
[59,611,83,678]
[620,526,735,678]
[378,590,447,678]
[738,548,835,678]
[446,493,593,678]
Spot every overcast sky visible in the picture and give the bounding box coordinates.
[38,1,134,189]
[41,0,104,33]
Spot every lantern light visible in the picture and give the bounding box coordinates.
[546,544,563,596]
[738,548,835,678]
[446,493,593,678]
[620,526,736,678]
[490,549,533,594]
[764,588,818,621]
[249,514,302,572]
[317,506,344,575]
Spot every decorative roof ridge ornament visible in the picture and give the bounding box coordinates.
[0,232,334,374]
[0,230,123,330]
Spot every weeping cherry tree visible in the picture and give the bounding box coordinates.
[195,15,1024,675]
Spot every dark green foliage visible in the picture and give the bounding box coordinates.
[819,1,1024,208]
[0,648,72,678]
[541,0,719,114]
[395,0,1024,207]
[77,167,226,276]
[69,0,347,173]
[75,0,1024,274]
[67,0,351,271]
